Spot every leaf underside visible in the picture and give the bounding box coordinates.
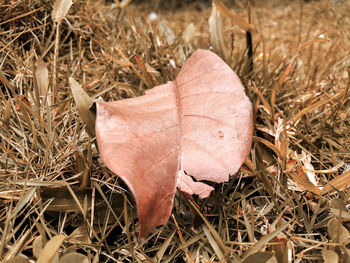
[96,49,253,238]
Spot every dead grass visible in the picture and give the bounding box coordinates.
[0,0,350,262]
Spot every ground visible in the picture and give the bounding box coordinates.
[0,0,350,262]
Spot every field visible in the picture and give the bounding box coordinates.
[0,0,350,262]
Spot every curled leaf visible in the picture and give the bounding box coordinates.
[96,49,253,237]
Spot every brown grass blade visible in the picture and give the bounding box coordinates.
[242,222,290,259]
[254,136,282,160]
[253,83,272,117]
[321,170,350,195]
[0,70,16,95]
[242,252,278,263]
[154,230,176,263]
[2,98,11,125]
[10,187,37,220]
[209,0,228,62]
[293,36,330,55]
[35,57,49,98]
[188,200,229,261]
[292,92,343,124]
[172,214,194,263]
[202,225,226,262]
[69,77,96,138]
[214,0,254,32]
[0,1,349,261]
[134,54,157,88]
[3,228,32,262]
[288,169,321,195]
[59,252,89,263]
[0,7,42,26]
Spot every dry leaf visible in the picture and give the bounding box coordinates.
[35,57,49,97]
[96,49,253,237]
[52,0,72,23]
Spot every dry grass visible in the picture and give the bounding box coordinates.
[0,0,350,262]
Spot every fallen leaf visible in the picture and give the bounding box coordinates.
[96,49,253,238]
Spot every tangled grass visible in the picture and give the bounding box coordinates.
[0,0,349,262]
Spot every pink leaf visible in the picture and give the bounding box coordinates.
[96,49,253,238]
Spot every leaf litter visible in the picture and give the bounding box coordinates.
[0,0,350,262]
